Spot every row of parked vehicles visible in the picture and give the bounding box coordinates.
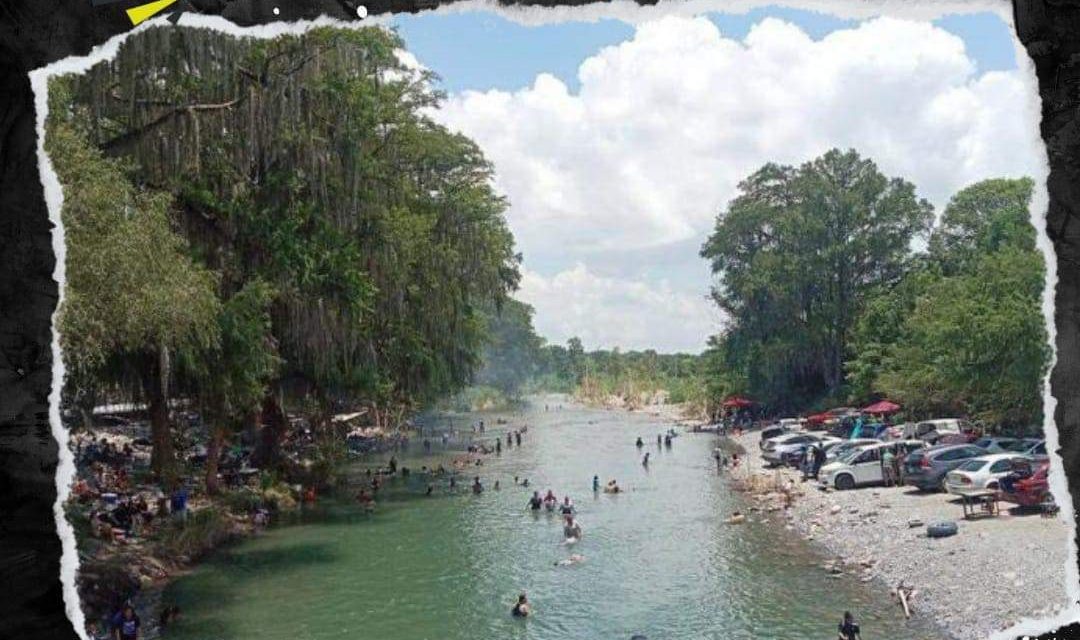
[757,418,1051,507]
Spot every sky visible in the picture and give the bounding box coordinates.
[388,7,1041,354]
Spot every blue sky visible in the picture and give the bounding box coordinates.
[392,7,1035,352]
[390,7,1017,94]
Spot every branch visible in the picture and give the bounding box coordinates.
[99,96,244,152]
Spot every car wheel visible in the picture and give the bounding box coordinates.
[986,481,999,490]
[835,474,855,491]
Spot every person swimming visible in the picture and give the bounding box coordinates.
[604,479,621,494]
[512,593,530,617]
[554,553,585,567]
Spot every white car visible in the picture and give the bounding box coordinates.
[944,453,1032,494]
[819,440,926,490]
[824,438,881,463]
[762,432,827,467]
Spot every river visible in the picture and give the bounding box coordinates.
[160,398,941,640]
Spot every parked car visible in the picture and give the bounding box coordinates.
[944,453,1032,494]
[1024,439,1049,461]
[824,438,881,463]
[762,432,827,467]
[936,432,979,445]
[902,444,986,491]
[998,459,1052,507]
[902,419,974,444]
[971,437,1024,453]
[818,440,926,490]
[759,425,790,449]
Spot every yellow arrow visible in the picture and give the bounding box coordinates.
[126,0,179,25]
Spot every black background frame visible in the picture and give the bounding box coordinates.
[0,1,1077,638]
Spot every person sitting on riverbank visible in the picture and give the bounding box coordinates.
[528,491,543,510]
[838,611,861,640]
[512,593,530,617]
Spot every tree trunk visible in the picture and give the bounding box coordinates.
[253,388,287,469]
[146,344,175,485]
[205,422,226,496]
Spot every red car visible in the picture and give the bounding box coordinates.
[998,460,1052,507]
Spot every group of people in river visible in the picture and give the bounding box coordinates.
[355,420,536,509]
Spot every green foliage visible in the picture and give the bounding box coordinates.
[51,25,520,433]
[160,507,234,559]
[474,299,544,397]
[701,149,933,412]
[866,178,1049,428]
[46,113,221,397]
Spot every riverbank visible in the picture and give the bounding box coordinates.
[725,430,1071,640]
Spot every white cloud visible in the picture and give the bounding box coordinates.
[424,14,1043,352]
[518,264,721,352]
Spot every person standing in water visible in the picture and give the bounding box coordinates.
[560,495,574,515]
[512,593,530,617]
[496,438,502,454]
[527,491,543,510]
[642,452,650,467]
[515,431,522,446]
[657,434,662,446]
[592,475,600,492]
[838,611,861,640]
[472,476,483,494]
[563,515,583,540]
[635,437,644,448]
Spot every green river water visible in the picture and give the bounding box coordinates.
[160,399,941,640]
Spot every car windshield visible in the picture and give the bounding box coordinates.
[1001,440,1031,452]
[958,459,987,472]
[841,448,869,464]
[974,439,992,448]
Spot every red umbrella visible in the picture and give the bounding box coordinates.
[806,412,832,425]
[862,400,901,414]
[722,396,754,409]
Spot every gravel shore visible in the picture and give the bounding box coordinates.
[725,430,1072,640]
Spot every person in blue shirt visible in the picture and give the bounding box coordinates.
[111,604,140,640]
[170,487,188,523]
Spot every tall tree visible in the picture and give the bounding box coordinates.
[701,149,933,411]
[46,110,220,482]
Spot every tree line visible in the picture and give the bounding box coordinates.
[476,151,1049,432]
[700,149,1049,430]
[48,26,520,489]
